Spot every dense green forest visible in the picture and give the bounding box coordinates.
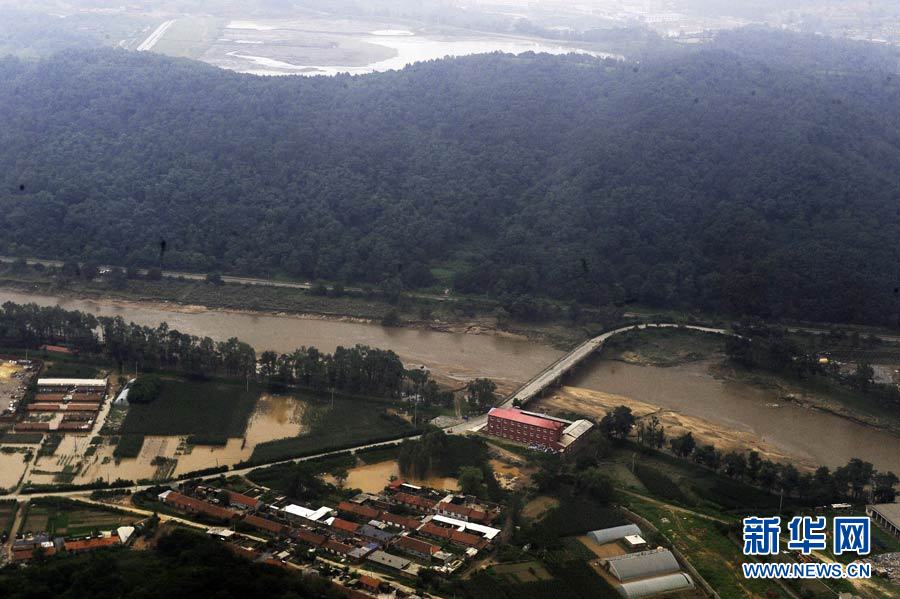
[1,30,899,325]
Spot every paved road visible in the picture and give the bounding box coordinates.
[0,436,422,501]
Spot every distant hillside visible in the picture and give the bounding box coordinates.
[0,30,898,325]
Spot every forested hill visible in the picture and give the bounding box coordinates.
[1,34,899,325]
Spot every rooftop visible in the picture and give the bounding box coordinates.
[488,407,564,431]
[870,503,900,527]
[37,378,107,387]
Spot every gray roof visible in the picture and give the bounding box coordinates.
[605,548,681,582]
[616,573,694,599]
[587,523,642,545]
[366,550,410,570]
[869,503,900,528]
[359,524,395,543]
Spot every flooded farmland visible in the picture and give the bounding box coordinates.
[29,393,308,486]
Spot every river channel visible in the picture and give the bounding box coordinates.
[2,289,897,473]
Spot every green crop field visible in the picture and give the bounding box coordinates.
[0,500,18,536]
[121,378,257,438]
[40,361,102,379]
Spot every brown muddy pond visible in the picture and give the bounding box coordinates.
[324,460,458,494]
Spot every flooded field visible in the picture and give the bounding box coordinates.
[28,393,308,486]
[567,359,900,472]
[326,459,458,494]
[0,451,28,490]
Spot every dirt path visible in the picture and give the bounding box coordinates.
[617,488,732,525]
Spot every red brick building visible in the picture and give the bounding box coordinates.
[486,408,564,450]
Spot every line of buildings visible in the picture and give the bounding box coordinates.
[157,478,502,581]
[14,377,109,433]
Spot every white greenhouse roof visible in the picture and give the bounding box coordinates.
[605,548,681,582]
[617,573,694,599]
[587,523,642,545]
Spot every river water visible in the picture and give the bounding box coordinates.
[571,360,900,472]
[2,289,898,472]
[0,289,561,388]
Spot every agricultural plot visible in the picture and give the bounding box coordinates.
[249,394,413,464]
[490,562,553,584]
[0,500,17,536]
[121,378,257,438]
[39,361,102,379]
[20,498,139,537]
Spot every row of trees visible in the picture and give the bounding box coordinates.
[726,323,900,405]
[257,345,450,401]
[599,404,898,505]
[0,302,455,402]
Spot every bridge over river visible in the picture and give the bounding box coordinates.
[500,324,729,410]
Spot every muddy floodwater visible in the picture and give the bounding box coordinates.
[2,288,898,474]
[571,359,900,473]
[326,460,458,494]
[35,393,307,486]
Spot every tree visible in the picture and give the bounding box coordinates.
[722,451,747,479]
[128,375,162,404]
[381,310,401,327]
[575,467,613,503]
[332,468,348,489]
[637,415,665,448]
[873,471,899,503]
[600,405,635,440]
[693,444,720,470]
[458,466,484,496]
[747,451,762,482]
[466,378,497,413]
[835,458,875,501]
[670,432,696,458]
[205,273,224,286]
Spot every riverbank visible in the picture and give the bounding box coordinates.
[601,326,900,438]
[0,273,590,350]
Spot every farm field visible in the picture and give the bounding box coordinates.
[121,378,258,438]
[19,498,139,537]
[0,500,17,536]
[248,394,414,464]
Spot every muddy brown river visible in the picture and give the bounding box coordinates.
[2,289,898,473]
[0,289,561,388]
